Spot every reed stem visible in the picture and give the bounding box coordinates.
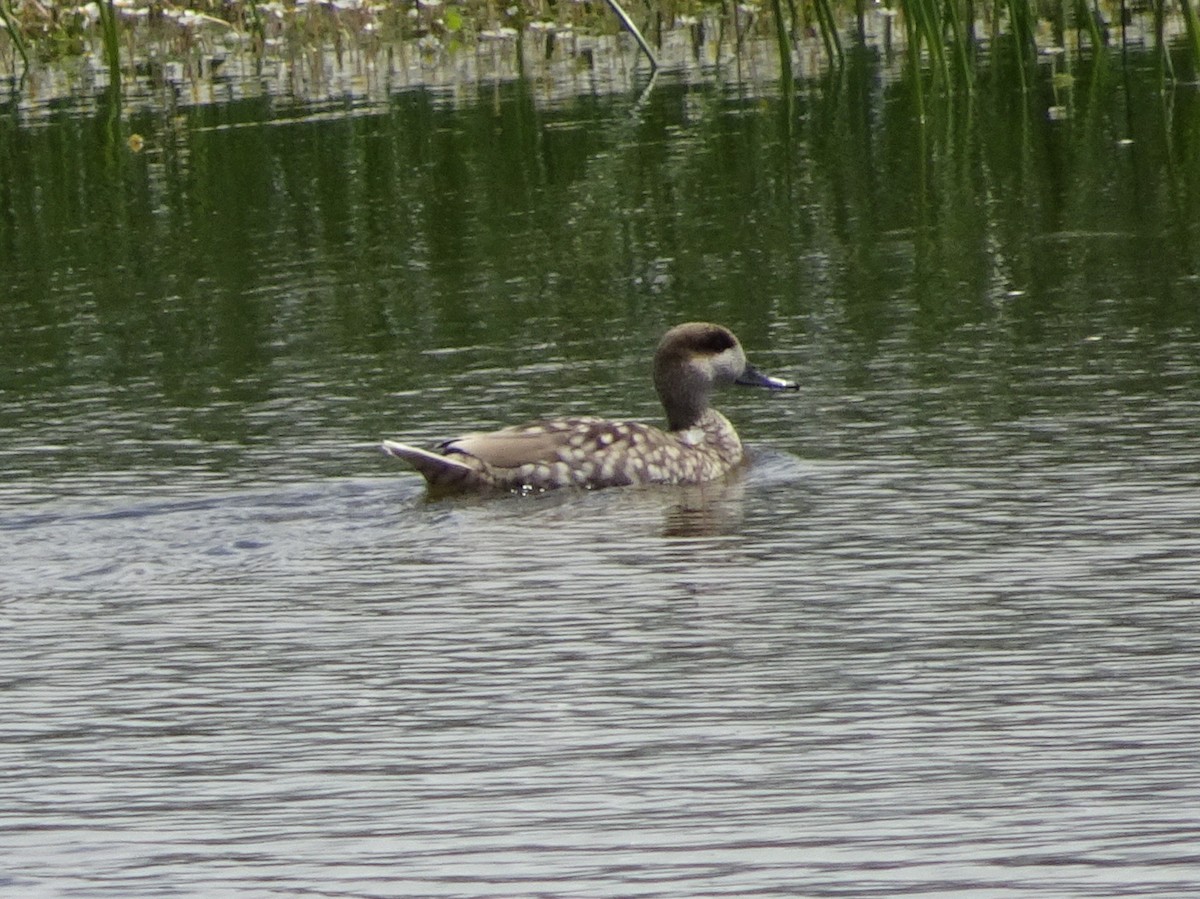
[770,0,796,84]
[95,0,121,87]
[813,0,845,64]
[0,0,30,77]
[1180,0,1200,67]
[604,0,659,70]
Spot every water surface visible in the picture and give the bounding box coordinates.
[3,46,1200,897]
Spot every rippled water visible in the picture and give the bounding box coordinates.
[6,381,1200,895]
[5,44,1200,896]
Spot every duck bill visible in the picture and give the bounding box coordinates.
[735,364,798,391]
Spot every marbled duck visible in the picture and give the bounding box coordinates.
[382,322,797,493]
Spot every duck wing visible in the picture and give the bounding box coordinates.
[385,418,650,492]
[440,422,590,469]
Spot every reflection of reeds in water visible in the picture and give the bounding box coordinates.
[0,0,1196,99]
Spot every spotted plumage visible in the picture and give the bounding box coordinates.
[382,322,798,493]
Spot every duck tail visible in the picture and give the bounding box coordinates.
[381,440,493,491]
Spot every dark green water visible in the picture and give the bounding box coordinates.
[4,47,1198,493]
[3,44,1200,896]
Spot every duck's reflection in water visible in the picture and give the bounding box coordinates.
[659,470,748,537]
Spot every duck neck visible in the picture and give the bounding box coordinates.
[655,358,715,432]
[660,392,711,432]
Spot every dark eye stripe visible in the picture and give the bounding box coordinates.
[696,327,736,354]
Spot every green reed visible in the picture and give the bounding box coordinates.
[1180,0,1200,64]
[812,0,845,63]
[769,0,796,84]
[0,0,30,77]
[0,0,1195,91]
[1076,0,1106,55]
[95,0,120,86]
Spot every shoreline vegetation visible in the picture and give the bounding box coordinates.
[1,0,1198,105]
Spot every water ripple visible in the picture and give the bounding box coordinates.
[3,449,1200,896]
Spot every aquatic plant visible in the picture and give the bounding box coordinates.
[0,0,31,76]
[1180,0,1200,62]
[0,0,1196,91]
[95,0,119,82]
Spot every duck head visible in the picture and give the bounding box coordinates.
[653,322,797,431]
